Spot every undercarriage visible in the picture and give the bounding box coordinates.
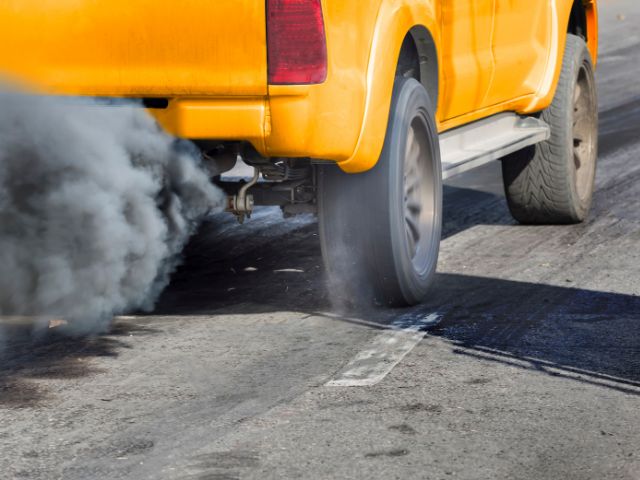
[199,142,318,223]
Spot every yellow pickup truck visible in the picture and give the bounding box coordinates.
[0,0,599,307]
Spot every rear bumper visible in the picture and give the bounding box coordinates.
[151,83,364,166]
[152,98,270,154]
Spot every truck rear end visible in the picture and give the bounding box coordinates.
[0,0,341,160]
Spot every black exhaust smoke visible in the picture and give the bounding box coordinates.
[0,92,224,335]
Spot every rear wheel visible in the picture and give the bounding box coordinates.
[318,78,442,307]
[502,34,598,224]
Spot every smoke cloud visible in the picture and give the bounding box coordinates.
[0,92,225,335]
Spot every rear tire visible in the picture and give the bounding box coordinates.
[502,34,598,224]
[318,78,442,307]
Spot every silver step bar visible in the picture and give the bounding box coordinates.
[439,113,550,179]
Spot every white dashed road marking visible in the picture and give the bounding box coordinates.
[326,313,441,387]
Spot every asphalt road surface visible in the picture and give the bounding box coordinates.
[2,2,639,479]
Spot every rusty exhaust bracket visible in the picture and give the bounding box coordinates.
[226,166,259,223]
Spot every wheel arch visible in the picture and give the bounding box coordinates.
[568,0,598,63]
[401,26,439,108]
[337,1,441,174]
[523,0,598,114]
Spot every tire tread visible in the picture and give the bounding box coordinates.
[502,34,597,224]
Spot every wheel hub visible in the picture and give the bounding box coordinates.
[403,117,436,273]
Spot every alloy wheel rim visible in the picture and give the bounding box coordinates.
[403,116,436,274]
[572,64,597,202]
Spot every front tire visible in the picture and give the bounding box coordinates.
[318,78,442,307]
[502,34,598,224]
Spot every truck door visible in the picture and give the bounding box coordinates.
[484,0,553,106]
[440,0,495,120]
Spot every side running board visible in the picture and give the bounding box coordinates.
[439,113,550,179]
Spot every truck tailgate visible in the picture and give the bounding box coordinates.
[0,0,267,97]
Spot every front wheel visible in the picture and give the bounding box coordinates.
[318,78,442,307]
[502,34,598,224]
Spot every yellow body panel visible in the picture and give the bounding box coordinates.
[440,0,494,119]
[0,0,598,173]
[483,0,552,106]
[0,0,267,96]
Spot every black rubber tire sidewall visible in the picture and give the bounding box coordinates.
[385,78,442,304]
[317,77,442,307]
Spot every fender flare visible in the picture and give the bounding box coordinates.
[524,0,598,113]
[338,0,440,173]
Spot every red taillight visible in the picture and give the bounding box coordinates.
[267,0,328,85]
